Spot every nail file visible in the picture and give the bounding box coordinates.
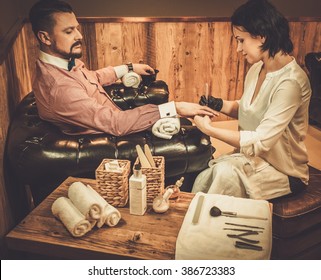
[144,144,156,167]
[192,195,204,225]
[136,145,151,168]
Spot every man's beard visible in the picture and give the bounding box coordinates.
[52,41,83,59]
[69,41,83,59]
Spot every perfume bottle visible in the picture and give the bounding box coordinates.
[166,177,184,200]
[152,188,174,213]
[129,163,147,215]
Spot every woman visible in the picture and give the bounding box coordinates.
[192,0,311,200]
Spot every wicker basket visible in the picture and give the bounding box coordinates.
[95,159,131,207]
[134,156,165,203]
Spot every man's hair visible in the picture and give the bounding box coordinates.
[231,0,293,57]
[29,0,74,37]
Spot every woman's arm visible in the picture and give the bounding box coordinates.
[221,100,239,119]
[194,115,240,148]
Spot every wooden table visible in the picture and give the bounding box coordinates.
[6,177,194,260]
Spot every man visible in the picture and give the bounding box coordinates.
[29,0,216,136]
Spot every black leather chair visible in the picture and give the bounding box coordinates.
[4,77,214,221]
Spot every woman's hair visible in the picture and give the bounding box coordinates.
[29,0,74,38]
[231,0,293,57]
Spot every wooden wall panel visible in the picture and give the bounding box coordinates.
[95,23,148,69]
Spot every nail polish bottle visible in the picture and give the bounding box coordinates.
[129,163,147,215]
[167,177,184,200]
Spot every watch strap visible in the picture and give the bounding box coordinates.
[126,62,134,72]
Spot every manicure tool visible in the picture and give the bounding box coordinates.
[225,222,265,230]
[210,206,268,220]
[227,232,259,244]
[223,228,263,233]
[135,144,151,168]
[144,144,156,167]
[192,195,204,225]
[234,241,263,251]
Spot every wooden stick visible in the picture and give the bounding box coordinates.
[144,144,156,167]
[136,145,151,168]
[205,83,209,99]
[192,195,204,225]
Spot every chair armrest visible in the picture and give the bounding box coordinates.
[103,79,169,110]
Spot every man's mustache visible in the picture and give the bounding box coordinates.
[70,41,82,51]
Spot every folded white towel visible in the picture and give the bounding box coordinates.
[51,197,95,237]
[68,181,121,228]
[122,71,141,88]
[152,117,180,139]
[68,182,103,220]
[175,192,272,260]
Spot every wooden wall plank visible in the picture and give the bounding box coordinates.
[95,23,148,68]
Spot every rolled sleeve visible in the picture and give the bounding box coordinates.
[240,130,267,157]
[114,65,128,79]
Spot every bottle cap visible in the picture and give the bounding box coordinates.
[175,177,184,188]
[134,163,141,170]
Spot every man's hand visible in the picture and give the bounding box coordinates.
[193,115,213,134]
[175,102,219,118]
[133,64,155,75]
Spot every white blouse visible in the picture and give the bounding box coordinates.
[238,58,311,183]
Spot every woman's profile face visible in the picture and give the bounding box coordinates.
[232,26,266,64]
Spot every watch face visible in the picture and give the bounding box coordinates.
[127,63,134,72]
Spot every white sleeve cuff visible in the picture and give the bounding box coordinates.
[114,65,128,79]
[158,101,177,118]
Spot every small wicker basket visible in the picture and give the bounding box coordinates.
[95,159,131,207]
[134,156,165,203]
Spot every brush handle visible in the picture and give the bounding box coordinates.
[236,214,268,220]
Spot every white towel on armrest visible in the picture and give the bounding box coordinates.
[122,71,141,88]
[152,117,180,139]
[51,197,94,237]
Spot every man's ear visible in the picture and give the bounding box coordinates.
[260,36,266,44]
[38,31,51,45]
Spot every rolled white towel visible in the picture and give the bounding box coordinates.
[122,71,141,88]
[152,117,180,139]
[86,185,121,228]
[68,182,103,220]
[51,197,94,237]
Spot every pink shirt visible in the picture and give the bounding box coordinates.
[32,58,161,135]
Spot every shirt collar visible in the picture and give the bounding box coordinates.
[39,51,69,70]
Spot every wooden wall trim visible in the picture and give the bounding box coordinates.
[0,17,25,65]
[78,16,321,23]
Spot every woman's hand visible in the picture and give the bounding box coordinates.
[133,64,155,75]
[175,102,219,118]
